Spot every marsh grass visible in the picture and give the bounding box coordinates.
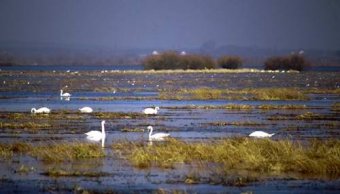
[332,102,340,112]
[94,112,145,119]
[43,168,109,177]
[113,138,340,176]
[207,121,264,126]
[121,127,145,132]
[224,104,253,110]
[295,112,337,120]
[252,88,308,100]
[159,88,308,100]
[190,88,222,99]
[31,142,105,162]
[1,141,104,162]
[258,104,307,110]
[0,122,51,130]
[0,142,32,159]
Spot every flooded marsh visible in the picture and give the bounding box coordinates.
[0,69,339,193]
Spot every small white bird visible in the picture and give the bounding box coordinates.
[143,107,159,115]
[31,107,51,114]
[249,131,275,138]
[60,89,71,97]
[79,106,93,113]
[147,126,170,141]
[85,120,106,147]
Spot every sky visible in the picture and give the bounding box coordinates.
[0,0,339,50]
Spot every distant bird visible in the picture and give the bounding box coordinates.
[85,120,106,147]
[79,106,93,113]
[147,126,170,141]
[249,131,275,138]
[31,107,51,114]
[143,107,159,115]
[60,89,71,97]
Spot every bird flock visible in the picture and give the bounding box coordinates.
[31,90,275,148]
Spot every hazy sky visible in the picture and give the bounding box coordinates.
[0,0,339,50]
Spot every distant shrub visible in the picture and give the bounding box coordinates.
[143,51,216,70]
[217,56,242,69]
[264,54,310,71]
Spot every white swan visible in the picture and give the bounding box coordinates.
[143,107,159,115]
[79,106,93,113]
[85,120,106,147]
[60,90,71,97]
[31,107,51,114]
[249,131,275,138]
[147,126,170,141]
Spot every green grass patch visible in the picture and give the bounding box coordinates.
[112,138,340,176]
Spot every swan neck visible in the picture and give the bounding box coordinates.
[101,122,105,134]
[149,127,153,137]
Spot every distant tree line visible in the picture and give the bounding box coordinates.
[143,51,310,71]
[143,51,243,70]
[264,54,310,71]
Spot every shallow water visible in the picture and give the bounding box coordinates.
[0,69,339,193]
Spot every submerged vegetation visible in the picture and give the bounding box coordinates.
[113,138,340,177]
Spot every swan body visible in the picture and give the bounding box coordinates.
[60,90,71,97]
[85,120,106,147]
[249,131,275,138]
[79,106,93,113]
[143,107,159,115]
[31,107,51,114]
[147,126,170,141]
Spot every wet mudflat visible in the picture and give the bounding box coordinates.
[0,69,339,193]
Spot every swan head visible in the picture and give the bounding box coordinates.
[155,107,160,110]
[101,120,106,125]
[147,126,153,131]
[31,108,36,113]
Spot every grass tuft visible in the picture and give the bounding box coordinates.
[252,88,308,100]
[31,142,105,162]
[112,138,340,176]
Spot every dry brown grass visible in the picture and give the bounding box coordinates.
[112,138,340,176]
[159,88,308,100]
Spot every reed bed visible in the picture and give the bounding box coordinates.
[0,142,104,162]
[112,138,340,176]
[159,88,308,100]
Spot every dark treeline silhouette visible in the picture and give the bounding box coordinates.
[217,56,242,69]
[143,51,215,70]
[264,54,310,71]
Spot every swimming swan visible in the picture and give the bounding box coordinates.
[143,107,159,115]
[60,90,71,97]
[31,107,51,114]
[85,120,106,147]
[249,131,275,138]
[147,126,170,141]
[79,106,93,113]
